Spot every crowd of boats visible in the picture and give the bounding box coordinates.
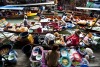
[0,5,100,67]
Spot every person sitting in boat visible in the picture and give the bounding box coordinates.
[54,32,65,46]
[45,33,55,46]
[46,45,60,67]
[1,18,9,27]
[78,46,95,59]
[39,6,45,14]
[83,32,96,47]
[37,9,42,17]
[54,32,60,39]
[84,47,95,59]
[66,29,81,47]
[61,13,67,23]
[18,10,23,15]
[77,46,87,57]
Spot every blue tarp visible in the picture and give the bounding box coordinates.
[0,5,24,10]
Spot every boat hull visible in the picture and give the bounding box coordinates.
[0,13,37,19]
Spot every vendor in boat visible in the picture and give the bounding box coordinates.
[23,14,29,27]
[84,47,95,59]
[45,33,55,46]
[1,18,9,27]
[47,7,52,13]
[66,29,81,47]
[54,32,65,46]
[61,13,67,23]
[83,32,97,47]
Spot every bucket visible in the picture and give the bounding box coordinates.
[22,45,32,57]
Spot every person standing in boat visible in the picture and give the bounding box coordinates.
[23,14,29,27]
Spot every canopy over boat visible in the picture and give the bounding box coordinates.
[76,7,100,11]
[6,1,55,7]
[0,5,24,10]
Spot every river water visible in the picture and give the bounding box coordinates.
[6,16,35,24]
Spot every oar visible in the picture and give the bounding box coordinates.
[79,15,99,46]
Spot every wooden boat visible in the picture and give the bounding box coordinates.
[42,11,58,15]
[1,20,62,34]
[0,14,26,19]
[0,6,37,19]
[73,14,97,26]
[0,11,37,19]
[45,15,62,20]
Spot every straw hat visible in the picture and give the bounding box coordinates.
[24,15,27,19]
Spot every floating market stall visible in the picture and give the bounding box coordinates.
[0,4,100,67]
